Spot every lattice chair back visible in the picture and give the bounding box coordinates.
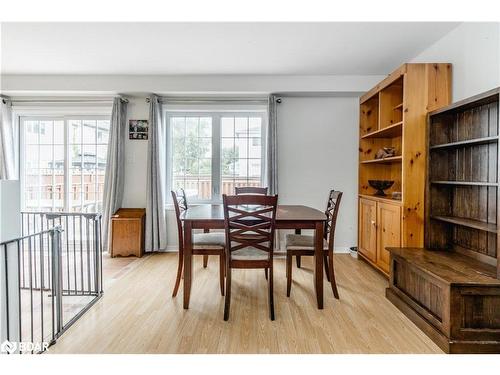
[171,188,188,249]
[324,190,343,251]
[222,194,278,264]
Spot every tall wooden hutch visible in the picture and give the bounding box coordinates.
[358,63,452,274]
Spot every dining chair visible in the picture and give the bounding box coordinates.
[235,185,270,279]
[234,186,268,195]
[285,190,343,299]
[222,194,278,321]
[171,189,226,298]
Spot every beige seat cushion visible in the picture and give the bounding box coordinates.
[231,247,269,261]
[192,232,225,249]
[285,234,328,251]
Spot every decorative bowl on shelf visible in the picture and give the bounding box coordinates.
[368,180,394,196]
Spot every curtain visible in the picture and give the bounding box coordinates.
[266,95,278,195]
[102,97,127,252]
[0,97,16,180]
[145,95,167,252]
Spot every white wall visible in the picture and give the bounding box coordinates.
[411,22,500,102]
[277,97,358,251]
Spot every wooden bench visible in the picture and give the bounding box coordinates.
[386,247,500,353]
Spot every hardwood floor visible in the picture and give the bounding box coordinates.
[48,253,442,354]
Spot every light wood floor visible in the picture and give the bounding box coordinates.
[48,253,442,354]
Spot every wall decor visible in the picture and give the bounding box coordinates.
[129,119,148,140]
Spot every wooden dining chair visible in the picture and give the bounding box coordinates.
[222,194,278,321]
[235,185,270,279]
[234,186,268,195]
[285,190,343,299]
[171,189,226,298]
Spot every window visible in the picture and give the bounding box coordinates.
[21,116,110,212]
[166,111,266,203]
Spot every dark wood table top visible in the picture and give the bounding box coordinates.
[387,247,500,285]
[181,204,326,222]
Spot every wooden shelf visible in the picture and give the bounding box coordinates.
[393,103,403,110]
[361,121,403,139]
[431,181,499,187]
[431,215,498,233]
[430,136,499,150]
[360,156,402,165]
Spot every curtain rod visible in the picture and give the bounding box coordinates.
[145,96,269,104]
[9,97,129,104]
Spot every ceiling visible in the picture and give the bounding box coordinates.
[1,22,459,75]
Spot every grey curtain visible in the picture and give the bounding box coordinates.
[102,97,127,252]
[266,95,278,195]
[145,95,167,252]
[0,97,16,180]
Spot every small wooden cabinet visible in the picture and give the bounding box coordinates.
[110,208,146,258]
[358,198,377,263]
[358,197,401,275]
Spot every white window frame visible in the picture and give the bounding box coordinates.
[165,109,267,204]
[19,114,111,212]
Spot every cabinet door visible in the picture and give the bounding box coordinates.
[377,202,401,273]
[358,198,377,262]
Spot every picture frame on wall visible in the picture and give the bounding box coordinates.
[129,119,148,140]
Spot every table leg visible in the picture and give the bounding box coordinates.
[183,220,193,309]
[314,221,324,309]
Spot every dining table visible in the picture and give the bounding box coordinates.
[181,204,327,309]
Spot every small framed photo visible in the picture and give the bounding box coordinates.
[129,120,148,140]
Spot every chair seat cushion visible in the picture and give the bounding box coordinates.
[192,232,225,249]
[231,247,269,261]
[285,234,328,251]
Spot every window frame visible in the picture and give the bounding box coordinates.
[165,109,267,204]
[19,114,111,212]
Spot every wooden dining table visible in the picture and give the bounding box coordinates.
[181,204,327,309]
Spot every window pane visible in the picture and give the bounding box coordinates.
[172,117,185,138]
[69,120,82,144]
[186,117,198,138]
[221,117,234,137]
[235,159,248,177]
[249,118,262,136]
[25,145,39,169]
[82,120,97,143]
[25,121,39,144]
[235,138,248,158]
[97,120,110,144]
[39,121,53,144]
[170,116,213,201]
[220,115,263,195]
[249,138,261,158]
[97,145,108,170]
[53,121,65,144]
[22,117,109,213]
[235,117,248,136]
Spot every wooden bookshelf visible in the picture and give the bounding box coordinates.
[426,87,500,274]
[358,63,452,275]
[386,88,500,354]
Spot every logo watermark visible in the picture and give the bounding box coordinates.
[1,340,49,354]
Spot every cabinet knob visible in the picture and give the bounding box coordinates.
[371,220,376,226]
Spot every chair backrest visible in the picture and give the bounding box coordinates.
[234,186,268,195]
[222,194,278,262]
[324,190,343,251]
[171,189,188,251]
